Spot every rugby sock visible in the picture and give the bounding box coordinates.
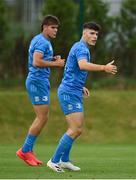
[22,134,37,153]
[61,138,73,162]
[51,133,74,163]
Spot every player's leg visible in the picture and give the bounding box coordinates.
[29,104,49,135]
[61,112,83,161]
[22,104,49,152]
[66,111,84,138]
[16,79,50,166]
[16,105,49,165]
[47,112,83,171]
[47,90,83,171]
[60,112,83,171]
[59,91,84,163]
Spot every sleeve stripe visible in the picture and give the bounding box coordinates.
[78,57,88,61]
[35,50,44,54]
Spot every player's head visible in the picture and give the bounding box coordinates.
[41,15,60,39]
[82,22,101,46]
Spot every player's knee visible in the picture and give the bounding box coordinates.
[73,128,82,138]
[37,114,48,123]
[68,127,82,138]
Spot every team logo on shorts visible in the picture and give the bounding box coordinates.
[76,103,81,109]
[34,96,40,102]
[42,96,48,102]
[68,104,73,110]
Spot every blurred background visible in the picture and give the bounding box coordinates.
[0,0,136,144]
[0,0,136,89]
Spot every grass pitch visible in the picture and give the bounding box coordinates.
[0,143,136,179]
[0,90,136,178]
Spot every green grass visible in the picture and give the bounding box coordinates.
[0,90,136,178]
[0,90,136,144]
[0,144,136,179]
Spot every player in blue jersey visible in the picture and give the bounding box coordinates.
[47,22,117,172]
[16,15,65,166]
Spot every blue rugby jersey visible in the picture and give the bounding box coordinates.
[59,39,91,96]
[27,33,53,80]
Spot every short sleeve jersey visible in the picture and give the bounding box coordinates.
[27,33,53,81]
[60,39,91,95]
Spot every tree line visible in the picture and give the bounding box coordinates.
[0,0,136,88]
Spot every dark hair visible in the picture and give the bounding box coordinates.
[41,15,60,31]
[83,22,101,32]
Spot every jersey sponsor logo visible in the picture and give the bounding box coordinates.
[76,103,81,109]
[34,96,40,102]
[42,96,48,102]
[68,104,73,110]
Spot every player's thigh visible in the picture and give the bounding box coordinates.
[33,104,49,119]
[66,112,84,129]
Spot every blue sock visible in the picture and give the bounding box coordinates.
[51,133,74,163]
[22,134,37,153]
[61,140,73,162]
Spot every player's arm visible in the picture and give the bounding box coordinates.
[78,59,117,74]
[33,52,65,68]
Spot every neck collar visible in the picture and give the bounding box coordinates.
[80,38,90,49]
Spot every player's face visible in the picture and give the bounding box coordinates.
[43,24,59,39]
[84,29,99,46]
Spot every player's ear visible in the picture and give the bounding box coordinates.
[43,25,48,30]
[83,29,86,36]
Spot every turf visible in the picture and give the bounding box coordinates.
[0,90,136,144]
[0,143,136,179]
[0,90,136,178]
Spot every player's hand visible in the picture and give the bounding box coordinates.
[104,60,117,74]
[55,58,65,67]
[83,87,90,98]
[53,55,61,60]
